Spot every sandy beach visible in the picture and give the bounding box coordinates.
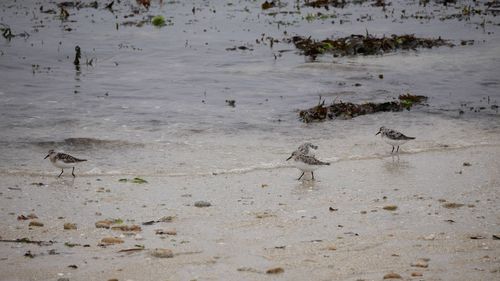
[1,145,499,281]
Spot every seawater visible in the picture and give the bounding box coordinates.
[0,0,499,176]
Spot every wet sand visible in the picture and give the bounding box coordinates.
[1,146,499,281]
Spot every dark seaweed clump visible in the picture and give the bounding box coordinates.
[299,94,428,123]
[289,34,454,60]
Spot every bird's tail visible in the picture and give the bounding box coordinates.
[75,158,87,162]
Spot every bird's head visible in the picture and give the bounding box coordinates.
[44,149,56,159]
[375,126,386,136]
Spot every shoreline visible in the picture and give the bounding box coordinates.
[1,146,499,280]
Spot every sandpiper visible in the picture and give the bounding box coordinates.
[376,126,415,153]
[286,149,330,180]
[44,149,87,177]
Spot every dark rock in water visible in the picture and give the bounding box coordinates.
[74,46,81,66]
[194,201,212,207]
[261,1,276,10]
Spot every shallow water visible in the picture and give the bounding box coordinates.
[0,0,499,176]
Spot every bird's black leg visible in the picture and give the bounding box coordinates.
[311,171,315,180]
[396,146,400,153]
[58,169,64,178]
[391,146,395,153]
[297,172,305,180]
[72,167,76,177]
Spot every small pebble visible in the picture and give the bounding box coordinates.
[266,267,284,274]
[411,259,429,268]
[383,273,402,279]
[424,234,436,241]
[150,248,174,258]
[100,237,124,245]
[29,221,44,227]
[95,220,113,229]
[194,201,211,207]
[64,223,77,230]
[383,205,398,211]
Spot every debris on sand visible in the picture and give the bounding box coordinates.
[411,259,429,268]
[29,221,44,227]
[194,201,212,207]
[150,248,174,258]
[118,177,148,184]
[155,229,177,235]
[237,267,261,273]
[95,220,113,229]
[142,215,176,225]
[100,237,124,245]
[63,223,77,230]
[383,272,402,279]
[287,34,453,60]
[299,94,427,122]
[442,202,465,209]
[423,234,436,241]
[17,213,38,220]
[111,225,142,232]
[64,242,81,247]
[118,246,145,253]
[383,205,398,211]
[266,267,284,274]
[0,238,54,246]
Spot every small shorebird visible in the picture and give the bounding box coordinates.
[376,126,415,153]
[44,149,87,177]
[286,149,330,180]
[296,142,318,157]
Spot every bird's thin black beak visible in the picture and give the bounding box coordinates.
[286,155,292,161]
[44,154,49,159]
[375,131,380,136]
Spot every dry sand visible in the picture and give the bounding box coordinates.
[0,146,499,281]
